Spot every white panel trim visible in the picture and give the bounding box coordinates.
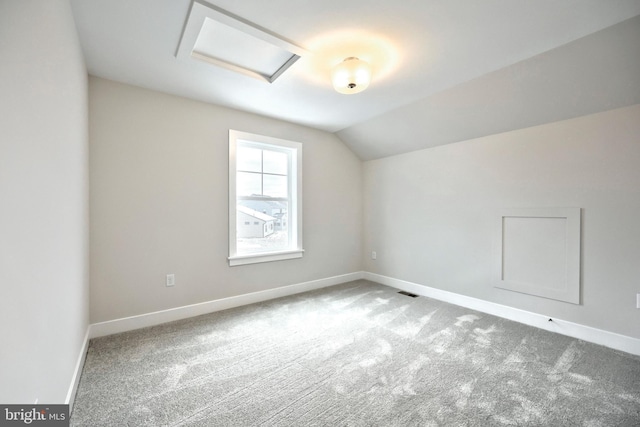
[175,0,306,83]
[65,327,90,410]
[228,249,304,266]
[89,272,364,339]
[495,207,581,304]
[364,272,640,356]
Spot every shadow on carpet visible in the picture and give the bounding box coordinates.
[71,280,640,426]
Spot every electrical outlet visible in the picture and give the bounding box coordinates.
[637,293,640,309]
[166,274,175,287]
[371,251,377,260]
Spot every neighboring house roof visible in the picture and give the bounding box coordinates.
[242,200,287,211]
[237,205,276,222]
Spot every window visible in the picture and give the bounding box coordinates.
[228,130,303,266]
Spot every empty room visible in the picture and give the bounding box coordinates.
[1,0,639,425]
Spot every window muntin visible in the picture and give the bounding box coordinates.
[229,130,303,266]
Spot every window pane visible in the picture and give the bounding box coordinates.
[230,130,302,264]
[263,174,287,198]
[236,201,289,254]
[237,171,261,196]
[237,146,262,172]
[263,150,288,175]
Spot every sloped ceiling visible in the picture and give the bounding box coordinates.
[70,0,640,160]
[339,16,640,160]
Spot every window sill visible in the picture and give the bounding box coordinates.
[228,249,304,266]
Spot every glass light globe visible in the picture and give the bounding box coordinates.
[331,57,371,94]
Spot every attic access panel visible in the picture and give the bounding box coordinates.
[176,1,306,83]
[494,208,581,304]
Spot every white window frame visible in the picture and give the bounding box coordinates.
[228,130,303,266]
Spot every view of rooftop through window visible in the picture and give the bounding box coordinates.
[229,130,302,266]
[236,144,290,254]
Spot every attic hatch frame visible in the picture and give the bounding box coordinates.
[175,0,306,83]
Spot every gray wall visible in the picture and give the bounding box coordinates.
[363,104,640,339]
[89,77,363,323]
[0,0,89,403]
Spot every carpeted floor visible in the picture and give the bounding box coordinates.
[70,280,640,426]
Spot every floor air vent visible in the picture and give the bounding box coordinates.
[398,291,418,298]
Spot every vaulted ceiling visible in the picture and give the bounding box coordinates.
[70,0,640,160]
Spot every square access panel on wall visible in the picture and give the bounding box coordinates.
[176,0,306,83]
[495,208,581,304]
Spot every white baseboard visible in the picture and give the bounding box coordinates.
[90,272,365,339]
[364,272,640,356]
[69,269,637,410]
[65,327,90,410]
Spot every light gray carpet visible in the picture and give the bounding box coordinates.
[71,280,640,426]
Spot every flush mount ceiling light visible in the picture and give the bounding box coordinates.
[331,57,372,94]
[176,1,306,83]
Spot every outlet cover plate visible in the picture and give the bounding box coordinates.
[166,274,175,287]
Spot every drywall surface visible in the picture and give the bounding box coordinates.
[363,104,640,339]
[339,15,640,160]
[89,77,362,323]
[0,0,89,403]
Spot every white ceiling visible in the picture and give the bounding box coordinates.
[70,0,640,159]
